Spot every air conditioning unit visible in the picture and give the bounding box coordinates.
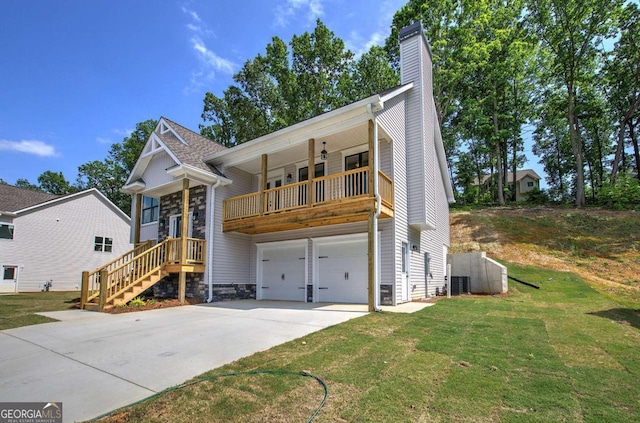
[450,276,470,295]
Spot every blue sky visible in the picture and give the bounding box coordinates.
[0,0,546,187]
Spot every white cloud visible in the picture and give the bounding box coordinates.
[274,0,324,28]
[112,128,133,138]
[347,31,386,58]
[345,0,405,57]
[191,37,235,75]
[96,137,112,145]
[0,139,59,157]
[181,6,201,22]
[181,5,235,92]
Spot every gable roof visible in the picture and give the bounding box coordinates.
[124,117,228,191]
[157,117,227,174]
[0,184,61,214]
[0,186,129,223]
[474,169,542,185]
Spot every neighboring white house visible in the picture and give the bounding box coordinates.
[99,22,454,310]
[0,185,132,293]
[474,169,542,202]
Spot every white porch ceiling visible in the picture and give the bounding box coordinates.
[223,122,392,175]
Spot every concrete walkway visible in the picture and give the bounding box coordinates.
[0,301,369,422]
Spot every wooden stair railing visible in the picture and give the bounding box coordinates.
[81,237,206,311]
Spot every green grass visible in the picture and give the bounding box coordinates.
[94,264,640,422]
[0,291,79,330]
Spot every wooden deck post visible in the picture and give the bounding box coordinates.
[260,154,268,215]
[98,269,108,312]
[368,210,375,312]
[178,271,186,304]
[133,193,142,245]
[81,271,89,309]
[308,138,315,207]
[368,119,375,197]
[181,179,190,264]
[179,179,190,303]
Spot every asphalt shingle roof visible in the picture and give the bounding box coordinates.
[0,184,61,213]
[157,117,227,175]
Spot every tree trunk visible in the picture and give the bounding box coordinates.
[611,118,627,185]
[556,133,564,197]
[567,85,586,207]
[631,120,640,182]
[512,78,519,202]
[494,85,505,206]
[594,124,604,190]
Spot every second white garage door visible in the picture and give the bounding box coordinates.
[315,236,368,304]
[258,242,306,301]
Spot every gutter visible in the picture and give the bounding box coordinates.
[367,103,383,312]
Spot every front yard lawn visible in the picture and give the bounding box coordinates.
[93,263,640,422]
[0,291,79,330]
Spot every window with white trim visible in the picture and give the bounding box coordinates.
[141,196,159,224]
[94,236,113,252]
[0,224,14,239]
[3,266,16,280]
[527,181,534,187]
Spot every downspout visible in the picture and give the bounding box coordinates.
[367,103,382,312]
[206,179,223,303]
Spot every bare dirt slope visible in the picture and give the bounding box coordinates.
[450,207,640,304]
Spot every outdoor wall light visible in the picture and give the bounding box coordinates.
[286,173,292,183]
[320,141,328,161]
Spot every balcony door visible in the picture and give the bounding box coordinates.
[345,151,369,196]
[299,163,325,203]
[265,177,282,212]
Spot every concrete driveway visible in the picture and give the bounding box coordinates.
[0,301,368,422]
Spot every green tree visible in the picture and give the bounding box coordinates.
[349,46,400,102]
[37,170,74,195]
[386,0,533,203]
[527,0,622,206]
[201,20,398,146]
[76,119,157,213]
[386,0,469,170]
[606,2,640,184]
[532,89,575,201]
[15,178,41,191]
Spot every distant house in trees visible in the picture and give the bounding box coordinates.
[474,169,541,202]
[0,184,131,293]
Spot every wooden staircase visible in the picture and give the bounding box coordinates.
[81,237,206,311]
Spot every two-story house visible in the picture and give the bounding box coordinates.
[81,23,455,311]
[0,185,131,293]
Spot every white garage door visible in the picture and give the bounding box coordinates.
[259,243,306,301]
[317,238,368,303]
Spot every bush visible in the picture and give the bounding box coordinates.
[526,187,550,204]
[596,175,640,210]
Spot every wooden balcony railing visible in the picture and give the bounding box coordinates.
[378,171,394,209]
[223,169,393,222]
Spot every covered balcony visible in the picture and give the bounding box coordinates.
[223,168,393,234]
[218,119,394,235]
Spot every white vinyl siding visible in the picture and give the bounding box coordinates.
[0,191,131,291]
[377,95,407,304]
[140,222,159,242]
[212,167,254,285]
[142,150,177,188]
